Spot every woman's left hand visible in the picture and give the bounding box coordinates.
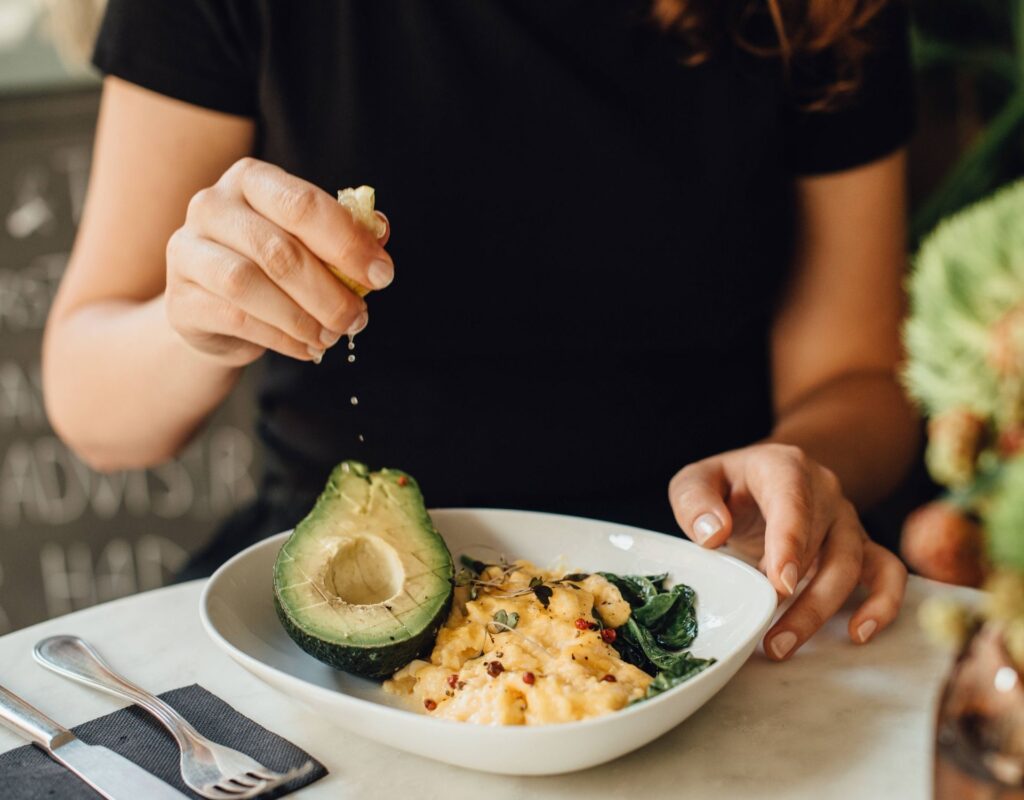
[669,443,907,661]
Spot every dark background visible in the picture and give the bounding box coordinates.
[0,0,1020,633]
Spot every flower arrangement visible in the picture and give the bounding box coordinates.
[902,178,1024,648]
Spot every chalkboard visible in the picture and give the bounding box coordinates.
[0,88,261,633]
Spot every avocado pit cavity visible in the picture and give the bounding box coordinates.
[324,535,405,606]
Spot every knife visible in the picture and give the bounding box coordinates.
[0,682,188,800]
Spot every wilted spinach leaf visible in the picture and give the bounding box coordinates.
[620,619,693,672]
[632,584,689,628]
[648,573,669,593]
[610,634,649,671]
[630,583,698,649]
[656,593,698,649]
[601,572,715,703]
[642,654,715,699]
[599,572,667,608]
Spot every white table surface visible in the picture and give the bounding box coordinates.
[0,576,973,799]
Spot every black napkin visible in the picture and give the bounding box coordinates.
[0,684,327,799]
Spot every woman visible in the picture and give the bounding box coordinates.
[42,0,918,662]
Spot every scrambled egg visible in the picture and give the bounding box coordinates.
[384,560,652,724]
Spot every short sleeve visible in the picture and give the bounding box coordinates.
[784,2,915,175]
[92,0,259,118]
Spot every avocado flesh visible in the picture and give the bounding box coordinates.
[273,461,453,678]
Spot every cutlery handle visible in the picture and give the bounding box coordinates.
[33,636,201,750]
[0,683,72,749]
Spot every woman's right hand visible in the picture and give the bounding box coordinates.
[165,157,393,367]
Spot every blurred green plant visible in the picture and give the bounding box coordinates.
[904,179,1024,583]
[910,0,1024,244]
[901,2,1024,662]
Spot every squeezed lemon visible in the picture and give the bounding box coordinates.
[331,185,387,296]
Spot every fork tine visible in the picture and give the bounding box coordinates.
[216,779,284,800]
[201,787,251,799]
[226,763,316,799]
[246,760,315,784]
[223,782,272,794]
[225,776,262,788]
[200,761,315,799]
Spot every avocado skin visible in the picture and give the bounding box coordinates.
[273,590,452,680]
[272,460,454,679]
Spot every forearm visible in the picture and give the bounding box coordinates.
[43,295,241,471]
[767,370,920,509]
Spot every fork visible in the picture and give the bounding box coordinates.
[33,635,314,799]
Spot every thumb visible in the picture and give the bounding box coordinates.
[668,459,734,549]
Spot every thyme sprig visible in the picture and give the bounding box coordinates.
[458,555,592,610]
[491,609,520,630]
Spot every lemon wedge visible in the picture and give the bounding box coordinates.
[331,186,387,296]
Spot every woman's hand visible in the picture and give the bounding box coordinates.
[165,157,392,367]
[669,443,908,661]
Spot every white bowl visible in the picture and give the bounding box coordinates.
[200,508,776,775]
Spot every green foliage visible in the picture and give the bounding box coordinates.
[987,457,1024,570]
[598,572,667,607]
[904,179,1024,571]
[491,609,519,630]
[631,584,699,649]
[600,573,715,701]
[904,178,1024,424]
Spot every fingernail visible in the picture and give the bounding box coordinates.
[780,562,799,596]
[857,619,878,644]
[320,329,342,348]
[367,258,393,289]
[373,211,389,239]
[769,631,798,660]
[307,347,324,364]
[693,513,722,545]
[347,311,369,336]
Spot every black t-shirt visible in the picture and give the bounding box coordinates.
[93,0,913,572]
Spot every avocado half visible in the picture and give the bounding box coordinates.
[272,461,454,679]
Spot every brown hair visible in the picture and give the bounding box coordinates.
[651,0,892,109]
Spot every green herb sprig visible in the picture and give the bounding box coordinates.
[459,555,564,608]
[492,609,520,630]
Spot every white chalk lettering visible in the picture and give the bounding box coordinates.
[0,360,46,431]
[208,425,256,515]
[39,535,190,616]
[0,560,9,635]
[94,538,137,602]
[5,167,54,240]
[40,540,96,618]
[51,145,91,225]
[0,252,66,332]
[135,534,188,591]
[0,425,256,528]
[0,437,89,527]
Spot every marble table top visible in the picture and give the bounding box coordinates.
[0,576,973,799]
